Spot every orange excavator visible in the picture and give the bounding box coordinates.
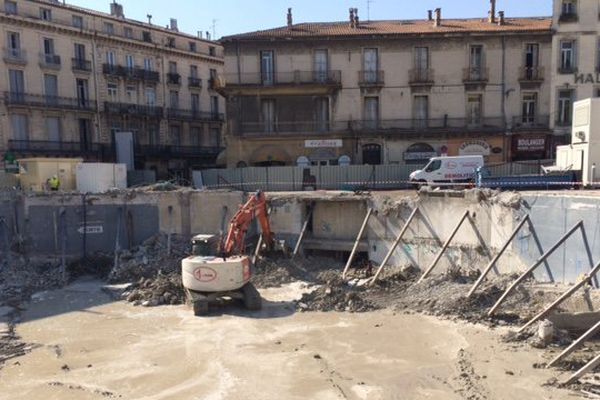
[181,191,274,315]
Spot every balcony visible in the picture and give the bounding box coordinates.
[358,70,385,88]
[102,64,160,83]
[463,67,489,83]
[559,12,578,23]
[512,115,550,131]
[39,53,61,70]
[167,73,181,85]
[409,68,434,88]
[558,65,577,75]
[188,77,202,89]
[216,70,342,95]
[235,117,506,137]
[72,58,91,73]
[135,144,223,159]
[519,66,544,84]
[3,48,27,65]
[104,102,163,118]
[167,108,224,122]
[8,140,104,158]
[4,92,95,111]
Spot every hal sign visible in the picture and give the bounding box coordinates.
[77,225,104,234]
[305,139,342,148]
[574,73,600,85]
[459,140,491,156]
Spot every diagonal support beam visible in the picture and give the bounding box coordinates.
[292,206,313,259]
[528,218,554,283]
[518,259,600,334]
[369,207,419,285]
[418,210,470,284]
[487,221,584,316]
[564,353,600,386]
[547,320,600,369]
[342,208,373,280]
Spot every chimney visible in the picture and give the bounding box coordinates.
[170,18,178,31]
[498,11,505,25]
[206,31,211,40]
[488,0,496,23]
[147,14,152,24]
[349,8,355,28]
[110,1,124,18]
[197,31,203,39]
[354,8,359,28]
[433,8,441,27]
[427,10,433,21]
[287,8,293,28]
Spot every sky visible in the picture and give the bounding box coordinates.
[68,0,552,39]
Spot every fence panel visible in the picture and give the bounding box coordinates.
[241,167,268,192]
[268,166,297,191]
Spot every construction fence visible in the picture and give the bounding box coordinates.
[194,159,555,191]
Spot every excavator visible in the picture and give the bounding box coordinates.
[181,191,274,315]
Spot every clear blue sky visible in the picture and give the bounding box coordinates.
[69,0,552,39]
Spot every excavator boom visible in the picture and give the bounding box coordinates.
[222,191,273,256]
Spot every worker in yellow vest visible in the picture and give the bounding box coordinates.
[48,175,60,191]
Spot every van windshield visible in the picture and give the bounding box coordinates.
[425,160,442,172]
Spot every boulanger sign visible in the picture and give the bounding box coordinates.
[458,140,491,156]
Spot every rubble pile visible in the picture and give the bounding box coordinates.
[108,233,189,283]
[0,322,32,371]
[297,272,377,312]
[121,274,186,307]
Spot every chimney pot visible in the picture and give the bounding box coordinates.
[349,8,355,28]
[427,10,433,21]
[110,2,124,18]
[287,8,293,27]
[354,8,359,28]
[498,11,505,25]
[433,8,441,27]
[489,0,496,23]
[170,18,178,31]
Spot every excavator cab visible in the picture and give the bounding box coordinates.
[191,234,220,257]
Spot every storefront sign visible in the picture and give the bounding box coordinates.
[516,137,546,152]
[403,151,437,161]
[305,139,342,148]
[459,140,491,156]
[574,73,600,84]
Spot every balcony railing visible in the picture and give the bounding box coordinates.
[512,115,550,130]
[217,70,342,87]
[558,65,577,75]
[358,70,385,86]
[8,140,103,157]
[519,66,544,82]
[409,68,434,84]
[39,53,61,69]
[167,108,224,122]
[4,92,95,110]
[135,144,223,158]
[104,102,163,118]
[102,64,160,82]
[237,117,506,136]
[188,77,202,88]
[167,73,181,85]
[559,12,578,23]
[463,67,489,83]
[3,48,27,64]
[72,58,91,72]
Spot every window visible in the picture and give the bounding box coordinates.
[170,125,181,146]
[6,31,20,57]
[414,47,429,81]
[5,0,17,15]
[169,91,179,108]
[314,49,328,82]
[142,31,152,43]
[364,97,379,129]
[40,8,51,21]
[191,126,202,147]
[104,22,114,35]
[190,65,198,78]
[74,43,86,61]
[363,48,378,83]
[191,94,200,112]
[425,160,442,173]
[522,93,537,124]
[108,83,118,102]
[125,54,134,69]
[76,79,89,107]
[9,69,24,94]
[260,50,274,85]
[557,89,574,125]
[145,87,156,105]
[72,15,83,28]
[43,38,54,55]
[211,96,219,115]
[209,46,217,57]
[124,27,133,39]
[560,40,575,72]
[316,97,329,132]
[189,42,197,52]
[44,74,58,100]
[106,51,115,66]
[126,85,136,103]
[525,43,540,79]
[46,117,61,142]
[11,114,28,141]
[562,0,576,15]
[168,61,177,74]
[167,37,176,48]
[414,95,429,128]
[469,45,484,79]
[467,94,483,126]
[144,58,154,71]
[261,99,275,133]
[210,68,217,80]
[209,128,220,147]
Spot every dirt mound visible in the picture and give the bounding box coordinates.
[252,256,345,288]
[121,274,185,307]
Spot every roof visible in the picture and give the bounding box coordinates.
[221,17,552,42]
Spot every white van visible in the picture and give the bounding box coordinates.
[409,155,484,185]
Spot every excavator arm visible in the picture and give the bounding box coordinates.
[222,191,273,256]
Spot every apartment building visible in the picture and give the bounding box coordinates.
[218,5,554,167]
[550,0,600,140]
[0,0,225,179]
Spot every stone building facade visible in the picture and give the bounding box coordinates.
[0,0,225,179]
[218,5,554,167]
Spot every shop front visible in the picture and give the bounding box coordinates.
[510,134,566,161]
[446,137,505,163]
